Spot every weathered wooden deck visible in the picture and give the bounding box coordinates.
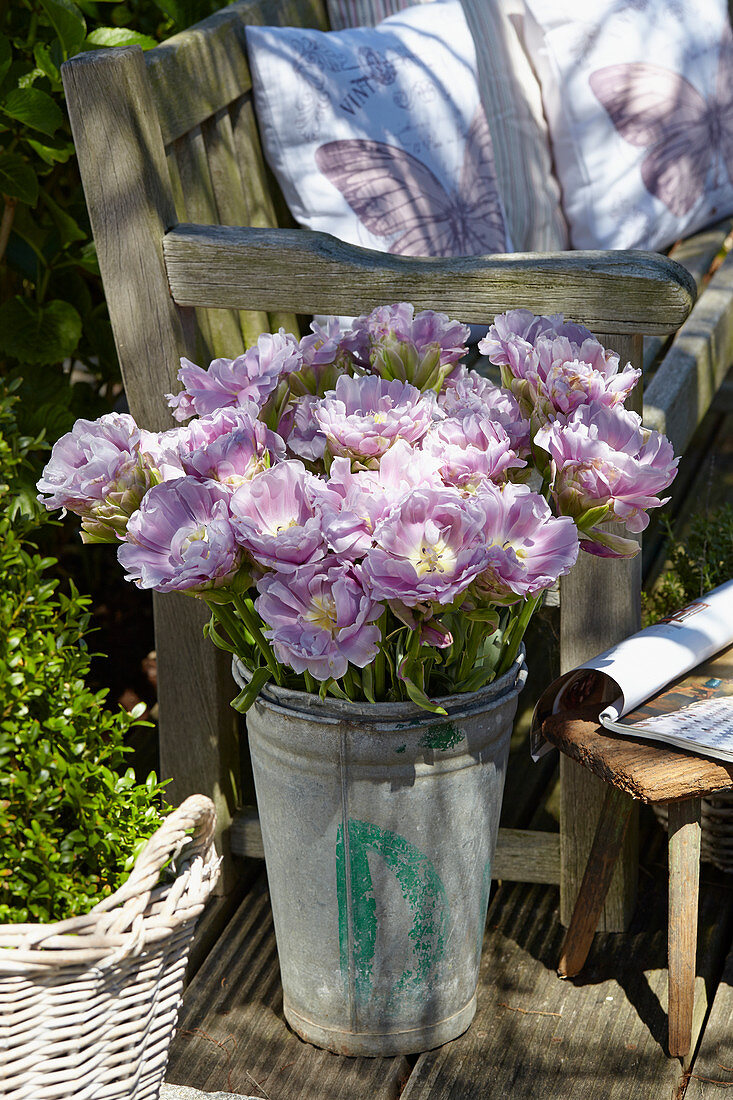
[163,795,733,1100]
[162,381,733,1100]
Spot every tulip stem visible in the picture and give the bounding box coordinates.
[496,595,541,679]
[374,613,387,699]
[458,619,483,684]
[231,594,283,684]
[207,601,250,656]
[341,667,358,700]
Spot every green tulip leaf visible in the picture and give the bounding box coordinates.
[0,297,82,364]
[0,153,38,204]
[230,667,270,714]
[1,87,65,137]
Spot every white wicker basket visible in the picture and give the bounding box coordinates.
[0,795,220,1100]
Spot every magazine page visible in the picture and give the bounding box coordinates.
[530,578,733,759]
[601,644,733,761]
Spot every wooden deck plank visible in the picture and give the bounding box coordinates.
[401,841,732,1099]
[169,758,732,1100]
[186,862,260,981]
[684,918,733,1098]
[165,871,411,1099]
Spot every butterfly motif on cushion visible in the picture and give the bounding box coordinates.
[314,107,507,256]
[589,22,733,217]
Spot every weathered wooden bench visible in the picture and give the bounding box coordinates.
[61,0,733,931]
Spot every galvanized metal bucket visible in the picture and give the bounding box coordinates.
[235,653,527,1057]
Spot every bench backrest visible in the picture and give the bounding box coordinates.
[60,1,696,873]
[62,0,329,437]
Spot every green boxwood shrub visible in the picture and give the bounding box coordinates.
[0,383,169,924]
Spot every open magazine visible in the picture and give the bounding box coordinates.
[531,579,733,761]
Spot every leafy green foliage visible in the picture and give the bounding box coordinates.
[1,0,225,452]
[642,506,733,627]
[0,385,169,923]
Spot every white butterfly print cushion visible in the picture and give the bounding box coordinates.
[245,1,512,263]
[521,0,733,251]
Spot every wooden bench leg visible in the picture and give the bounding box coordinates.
[668,798,701,1059]
[155,591,240,894]
[558,785,635,978]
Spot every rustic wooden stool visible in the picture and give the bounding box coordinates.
[542,708,733,1059]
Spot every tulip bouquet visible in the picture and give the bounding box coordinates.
[37,304,678,715]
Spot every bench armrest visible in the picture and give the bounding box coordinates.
[163,223,696,335]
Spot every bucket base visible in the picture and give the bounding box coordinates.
[283,992,477,1057]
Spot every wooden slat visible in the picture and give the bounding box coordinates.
[228,94,279,230]
[201,106,269,346]
[493,828,560,883]
[186,868,258,981]
[557,333,642,933]
[162,225,697,333]
[643,219,733,374]
[672,220,733,287]
[644,248,733,453]
[230,811,562,885]
[165,145,187,226]
[229,92,300,335]
[153,595,240,894]
[402,860,732,1099]
[144,0,329,146]
[62,46,189,431]
[173,125,244,360]
[230,807,265,859]
[166,871,411,1099]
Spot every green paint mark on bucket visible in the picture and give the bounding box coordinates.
[395,743,407,753]
[418,722,463,751]
[335,820,450,1011]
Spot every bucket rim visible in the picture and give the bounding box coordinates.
[233,647,526,725]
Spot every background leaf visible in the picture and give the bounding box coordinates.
[0,34,11,84]
[0,297,82,364]
[0,153,38,204]
[32,44,61,88]
[38,0,88,59]
[26,135,74,165]
[85,26,157,48]
[41,191,85,245]
[1,87,64,136]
